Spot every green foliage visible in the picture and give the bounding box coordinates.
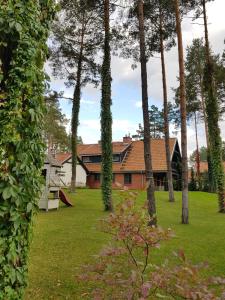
[115,2,153,64]
[50,0,103,191]
[190,146,208,163]
[144,0,176,53]
[50,0,102,88]
[204,61,225,212]
[173,37,225,195]
[200,171,211,192]
[173,38,225,125]
[201,0,225,211]
[149,105,164,138]
[186,39,225,116]
[0,0,55,298]
[188,168,197,191]
[78,190,225,299]
[133,103,179,140]
[44,91,70,151]
[222,141,225,161]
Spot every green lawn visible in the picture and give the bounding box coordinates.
[25,190,225,300]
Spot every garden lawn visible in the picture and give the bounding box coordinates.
[25,190,225,300]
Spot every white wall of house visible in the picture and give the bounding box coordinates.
[60,158,87,187]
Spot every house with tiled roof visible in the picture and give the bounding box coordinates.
[56,136,182,190]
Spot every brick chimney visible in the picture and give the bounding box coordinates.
[123,135,132,144]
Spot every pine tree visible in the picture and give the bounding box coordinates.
[201,0,225,212]
[180,0,225,211]
[138,0,156,225]
[44,91,70,152]
[148,105,164,139]
[114,0,157,223]
[50,0,103,192]
[182,38,225,192]
[145,0,177,202]
[174,0,189,224]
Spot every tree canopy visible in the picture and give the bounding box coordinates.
[44,92,70,152]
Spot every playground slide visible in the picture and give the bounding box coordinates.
[59,190,73,207]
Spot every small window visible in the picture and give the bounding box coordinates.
[82,156,91,163]
[94,173,101,182]
[113,154,120,162]
[124,173,132,184]
[82,155,102,163]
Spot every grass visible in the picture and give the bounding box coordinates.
[25,189,225,299]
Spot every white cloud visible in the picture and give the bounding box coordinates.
[78,120,100,143]
[80,119,100,131]
[80,99,97,105]
[113,119,137,136]
[111,57,140,85]
[77,119,138,144]
[219,120,225,137]
[135,101,142,108]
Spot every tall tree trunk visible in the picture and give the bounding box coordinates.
[194,112,200,181]
[70,29,84,192]
[138,0,156,225]
[198,70,215,192]
[202,0,225,212]
[174,0,189,224]
[159,8,175,202]
[199,74,210,150]
[101,0,113,211]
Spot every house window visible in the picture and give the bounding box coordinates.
[124,173,132,184]
[82,155,102,163]
[113,154,120,162]
[82,156,91,163]
[94,173,101,182]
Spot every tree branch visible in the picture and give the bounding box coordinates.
[123,240,138,269]
[57,96,73,101]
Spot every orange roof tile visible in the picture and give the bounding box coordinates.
[77,142,131,156]
[55,153,71,163]
[77,138,178,173]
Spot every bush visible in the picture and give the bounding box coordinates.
[189,168,198,191]
[78,190,225,299]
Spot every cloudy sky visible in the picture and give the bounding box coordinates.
[48,0,225,155]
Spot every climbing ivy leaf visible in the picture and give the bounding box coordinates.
[0,1,56,298]
[26,203,33,213]
[15,22,22,33]
[2,187,12,200]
